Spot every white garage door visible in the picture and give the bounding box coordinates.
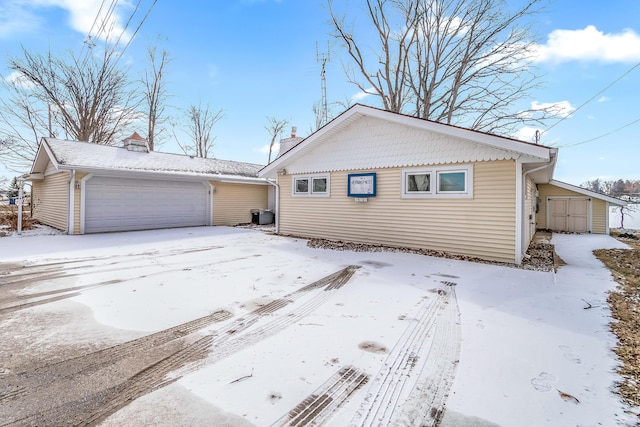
[85,176,209,233]
[548,197,590,233]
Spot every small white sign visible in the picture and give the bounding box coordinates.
[354,197,368,203]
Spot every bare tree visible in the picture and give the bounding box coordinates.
[182,102,223,158]
[327,0,553,135]
[265,117,289,163]
[6,47,138,147]
[142,45,171,151]
[0,73,51,171]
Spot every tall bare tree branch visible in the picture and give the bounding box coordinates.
[265,117,289,163]
[183,102,223,158]
[142,45,171,151]
[327,0,554,136]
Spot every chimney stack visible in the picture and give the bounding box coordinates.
[277,126,303,158]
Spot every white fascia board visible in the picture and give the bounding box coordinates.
[54,164,267,184]
[30,138,59,174]
[348,105,552,160]
[378,111,552,161]
[259,104,552,177]
[549,179,627,206]
[259,107,367,178]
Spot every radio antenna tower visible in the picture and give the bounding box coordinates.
[316,41,331,126]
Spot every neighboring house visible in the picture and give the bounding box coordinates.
[259,104,626,265]
[28,134,271,234]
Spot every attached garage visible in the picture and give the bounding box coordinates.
[28,135,270,234]
[83,176,210,233]
[537,180,625,234]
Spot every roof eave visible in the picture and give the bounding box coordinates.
[53,164,266,183]
[259,104,553,177]
[549,179,627,206]
[30,138,59,174]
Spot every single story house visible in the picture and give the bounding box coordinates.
[28,134,271,234]
[259,104,626,265]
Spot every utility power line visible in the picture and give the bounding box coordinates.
[560,116,640,148]
[540,60,640,138]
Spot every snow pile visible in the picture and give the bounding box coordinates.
[46,138,264,178]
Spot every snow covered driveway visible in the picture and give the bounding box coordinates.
[0,227,635,426]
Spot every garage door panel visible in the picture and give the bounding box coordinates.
[85,176,208,233]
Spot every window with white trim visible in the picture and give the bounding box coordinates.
[401,165,472,198]
[292,174,330,197]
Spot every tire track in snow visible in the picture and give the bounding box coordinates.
[197,266,360,368]
[272,366,369,427]
[2,266,360,426]
[350,281,461,427]
[0,254,261,315]
[0,310,232,408]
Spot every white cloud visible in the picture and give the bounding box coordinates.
[255,142,279,155]
[1,0,130,42]
[531,100,575,118]
[597,96,609,103]
[4,71,35,89]
[0,2,41,38]
[513,126,540,142]
[533,25,640,63]
[351,87,375,102]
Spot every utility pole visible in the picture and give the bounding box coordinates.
[316,42,330,127]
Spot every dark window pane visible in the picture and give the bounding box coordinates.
[407,173,430,192]
[295,178,309,193]
[312,178,327,193]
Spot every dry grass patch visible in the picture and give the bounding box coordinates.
[0,206,36,234]
[594,235,640,407]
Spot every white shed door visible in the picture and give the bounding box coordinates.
[85,176,209,233]
[548,198,590,233]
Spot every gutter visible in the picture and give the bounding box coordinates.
[266,179,279,233]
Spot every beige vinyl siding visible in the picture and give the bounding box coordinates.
[591,198,606,233]
[536,183,607,234]
[32,171,69,231]
[212,182,268,225]
[279,160,517,263]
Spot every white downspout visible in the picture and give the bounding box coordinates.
[206,181,214,226]
[68,170,76,234]
[521,162,555,262]
[267,179,279,233]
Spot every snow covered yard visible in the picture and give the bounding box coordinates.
[0,227,636,426]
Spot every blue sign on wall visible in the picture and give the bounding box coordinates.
[347,173,377,197]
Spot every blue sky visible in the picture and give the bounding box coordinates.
[0,0,639,186]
